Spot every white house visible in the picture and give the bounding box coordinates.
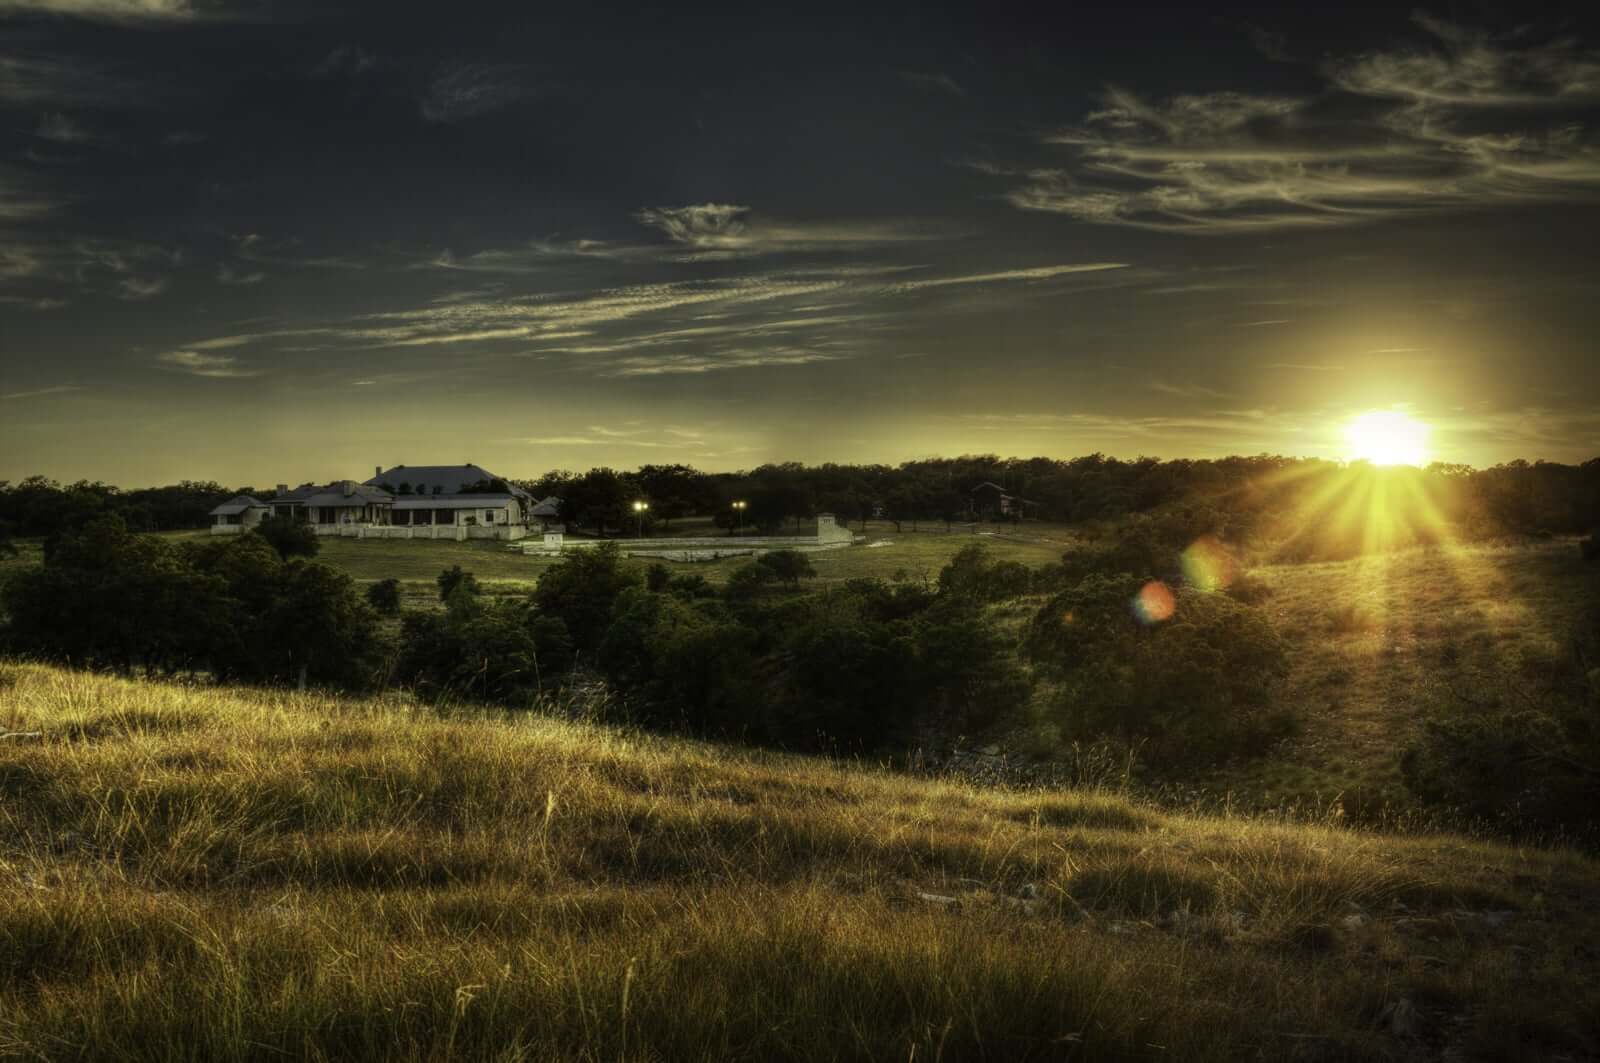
[208,494,271,533]
[215,463,553,541]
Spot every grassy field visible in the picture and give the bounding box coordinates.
[1202,539,1600,813]
[137,523,1077,595]
[2,662,1597,1061]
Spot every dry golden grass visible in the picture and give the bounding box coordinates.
[1211,539,1600,811]
[2,663,1597,1061]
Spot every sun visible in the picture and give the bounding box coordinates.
[1344,410,1430,467]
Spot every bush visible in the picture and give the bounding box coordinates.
[756,549,816,587]
[436,565,480,602]
[366,578,401,615]
[938,544,1033,602]
[645,562,672,592]
[397,600,573,703]
[1401,639,1599,840]
[724,561,777,600]
[1026,574,1289,766]
[530,543,640,654]
[4,522,387,689]
[253,513,320,559]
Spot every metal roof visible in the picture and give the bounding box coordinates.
[528,496,562,518]
[392,496,520,510]
[209,494,267,516]
[365,464,532,500]
[302,485,394,508]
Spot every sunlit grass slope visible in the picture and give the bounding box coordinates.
[3,664,1597,1061]
[1216,539,1600,810]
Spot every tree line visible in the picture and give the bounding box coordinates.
[5,455,1596,548]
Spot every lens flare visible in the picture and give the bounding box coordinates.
[1181,535,1238,592]
[1133,580,1176,624]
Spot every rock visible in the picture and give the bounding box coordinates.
[1018,882,1041,901]
[977,744,1000,757]
[1479,910,1514,929]
[918,892,960,909]
[1341,913,1368,930]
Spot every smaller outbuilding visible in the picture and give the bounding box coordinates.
[208,494,270,534]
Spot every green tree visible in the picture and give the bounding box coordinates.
[366,578,402,615]
[253,513,320,559]
[530,542,640,653]
[436,565,481,602]
[756,549,816,588]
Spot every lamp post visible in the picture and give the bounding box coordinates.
[632,500,649,538]
[731,499,746,536]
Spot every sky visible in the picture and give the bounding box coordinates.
[1,0,1598,486]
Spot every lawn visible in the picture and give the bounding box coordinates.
[2,662,1596,1061]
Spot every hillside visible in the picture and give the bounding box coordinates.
[1210,539,1600,812]
[3,664,1597,1061]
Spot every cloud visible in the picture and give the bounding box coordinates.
[1331,13,1600,106]
[217,263,265,285]
[0,384,79,399]
[991,14,1600,233]
[0,0,264,19]
[117,276,167,300]
[888,262,1128,292]
[157,350,261,377]
[420,63,539,122]
[35,112,91,143]
[0,0,195,17]
[635,203,942,258]
[0,295,67,310]
[603,347,844,377]
[1264,363,1344,372]
[0,245,41,279]
[313,45,379,79]
[900,70,966,98]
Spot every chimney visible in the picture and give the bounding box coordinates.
[276,483,287,496]
[375,465,382,478]
[342,480,355,497]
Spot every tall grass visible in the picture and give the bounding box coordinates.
[2,662,1597,1060]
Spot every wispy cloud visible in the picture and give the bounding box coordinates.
[990,14,1600,233]
[0,0,265,19]
[0,384,79,400]
[900,70,967,98]
[888,262,1128,292]
[420,63,540,122]
[157,350,262,377]
[117,276,168,300]
[1264,362,1344,372]
[217,263,265,285]
[34,111,92,144]
[635,203,943,258]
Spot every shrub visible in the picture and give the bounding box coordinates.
[397,601,573,703]
[436,565,480,602]
[366,578,401,615]
[724,561,777,600]
[938,544,1033,603]
[531,543,640,654]
[645,562,672,592]
[252,513,319,559]
[1026,574,1289,766]
[756,549,816,587]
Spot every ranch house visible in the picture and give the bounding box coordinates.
[209,463,562,541]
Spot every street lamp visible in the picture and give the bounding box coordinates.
[731,499,746,536]
[632,499,649,538]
